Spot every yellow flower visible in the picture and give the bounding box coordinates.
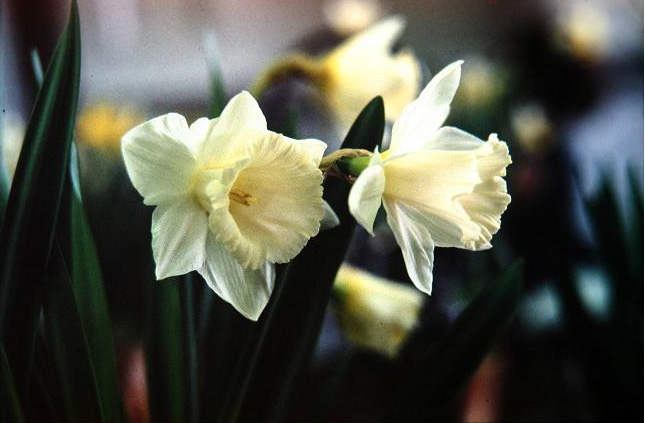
[320,16,421,130]
[333,264,423,357]
[348,61,512,295]
[121,92,327,320]
[77,103,143,153]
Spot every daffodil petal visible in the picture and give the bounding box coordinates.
[383,199,435,295]
[188,116,219,156]
[426,126,485,151]
[390,60,463,154]
[121,113,197,205]
[342,15,406,55]
[198,233,275,321]
[321,200,340,230]
[348,154,385,235]
[199,91,267,163]
[285,137,328,165]
[151,198,208,279]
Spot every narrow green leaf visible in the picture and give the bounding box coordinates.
[42,243,104,421]
[205,33,227,119]
[30,41,123,422]
[230,97,385,422]
[393,261,524,420]
[60,191,123,421]
[146,279,185,421]
[0,1,80,397]
[0,341,24,422]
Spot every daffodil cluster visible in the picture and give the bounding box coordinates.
[121,22,511,321]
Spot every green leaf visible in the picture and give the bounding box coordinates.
[0,1,80,397]
[29,39,123,422]
[56,189,123,421]
[0,341,24,422]
[42,243,104,421]
[205,33,227,119]
[229,97,385,422]
[146,279,186,421]
[393,261,524,420]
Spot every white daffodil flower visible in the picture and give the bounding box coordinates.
[348,61,512,295]
[122,91,327,320]
[333,264,423,357]
[320,15,421,130]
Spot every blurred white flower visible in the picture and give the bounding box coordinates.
[348,61,512,295]
[333,264,423,357]
[511,103,553,155]
[456,56,505,109]
[122,91,327,320]
[1,114,25,181]
[319,16,421,131]
[323,0,383,36]
[554,1,610,62]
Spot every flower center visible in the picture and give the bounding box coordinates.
[229,187,258,206]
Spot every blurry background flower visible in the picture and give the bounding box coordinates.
[511,102,554,156]
[332,264,423,357]
[0,113,25,180]
[553,0,611,63]
[322,0,383,36]
[77,102,143,154]
[454,55,505,110]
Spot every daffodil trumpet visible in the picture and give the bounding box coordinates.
[121,91,329,320]
[347,61,512,295]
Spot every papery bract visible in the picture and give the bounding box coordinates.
[348,61,512,295]
[122,91,327,320]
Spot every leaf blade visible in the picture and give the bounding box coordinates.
[0,1,81,397]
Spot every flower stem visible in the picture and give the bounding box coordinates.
[319,148,371,175]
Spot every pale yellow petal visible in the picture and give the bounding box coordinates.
[199,233,274,321]
[199,91,267,164]
[383,199,435,295]
[348,154,385,235]
[390,60,463,154]
[121,113,197,205]
[151,198,208,279]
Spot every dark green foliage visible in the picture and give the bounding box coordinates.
[393,261,524,420]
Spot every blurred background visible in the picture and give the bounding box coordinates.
[2,0,643,421]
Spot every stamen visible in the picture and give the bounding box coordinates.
[229,188,258,206]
